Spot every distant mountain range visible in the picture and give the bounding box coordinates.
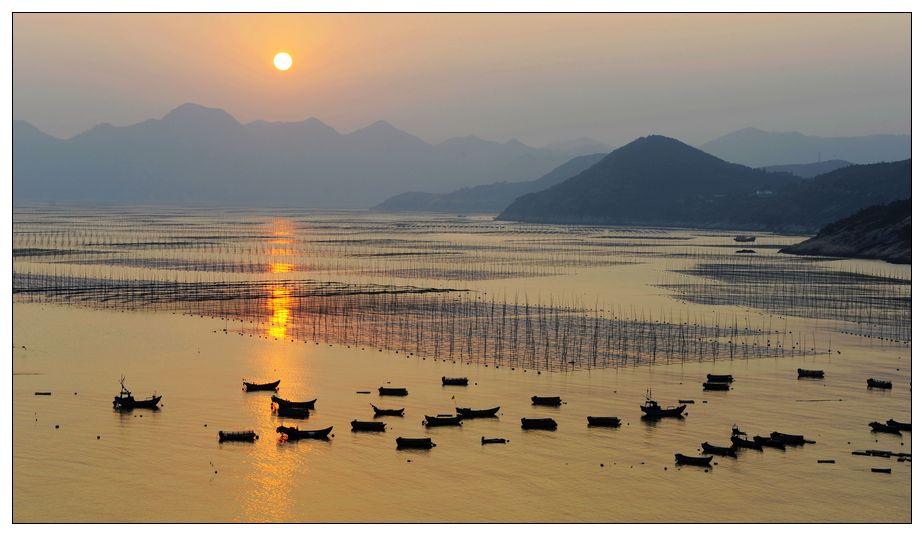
[781,199,911,264]
[13,103,597,207]
[700,128,910,168]
[760,160,852,178]
[498,135,911,232]
[373,153,606,213]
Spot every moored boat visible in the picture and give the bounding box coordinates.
[274,406,310,419]
[441,376,469,386]
[753,435,786,450]
[867,378,893,389]
[869,421,902,435]
[703,382,730,391]
[218,430,258,442]
[706,374,734,383]
[481,437,508,444]
[112,377,162,410]
[730,434,762,451]
[531,395,562,407]
[271,395,316,409]
[456,406,500,419]
[351,420,386,432]
[886,419,911,431]
[675,453,713,466]
[734,235,756,242]
[521,417,557,430]
[276,425,333,440]
[797,369,824,379]
[587,416,622,427]
[770,432,816,445]
[424,415,463,427]
[396,437,435,449]
[371,404,404,417]
[243,379,280,392]
[379,386,409,396]
[701,442,737,457]
[640,391,686,419]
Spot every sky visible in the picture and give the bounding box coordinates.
[13,13,911,147]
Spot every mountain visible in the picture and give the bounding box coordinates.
[498,136,911,233]
[761,159,852,178]
[373,153,606,213]
[701,128,910,167]
[13,103,589,207]
[780,199,911,264]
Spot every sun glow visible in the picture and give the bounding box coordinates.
[273,52,293,71]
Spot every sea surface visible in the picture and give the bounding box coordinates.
[12,207,911,522]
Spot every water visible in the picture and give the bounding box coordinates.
[12,207,911,522]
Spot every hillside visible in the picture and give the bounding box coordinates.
[761,159,852,178]
[780,199,911,264]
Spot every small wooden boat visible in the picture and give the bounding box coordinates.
[243,379,280,392]
[886,419,911,431]
[112,378,162,410]
[276,425,333,440]
[734,235,756,242]
[706,374,734,383]
[701,442,737,457]
[396,437,435,449]
[351,420,386,432]
[869,421,902,435]
[274,406,309,419]
[218,430,258,443]
[34,392,51,396]
[481,437,508,444]
[456,406,500,419]
[753,435,786,450]
[730,434,763,451]
[371,404,404,417]
[640,393,686,419]
[770,432,816,445]
[441,376,469,386]
[735,249,756,254]
[587,416,622,428]
[521,417,557,430]
[675,453,713,466]
[424,415,463,427]
[867,378,892,389]
[271,395,316,409]
[378,386,409,396]
[871,467,892,474]
[531,395,562,407]
[797,369,824,379]
[703,382,730,391]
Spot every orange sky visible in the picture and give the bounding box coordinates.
[13,13,910,145]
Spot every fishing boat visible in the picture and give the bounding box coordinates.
[869,421,902,435]
[371,404,404,417]
[640,390,686,419]
[441,376,469,386]
[753,435,786,450]
[867,378,893,389]
[730,434,762,451]
[481,437,508,444]
[701,442,737,457]
[378,386,409,396]
[274,406,309,419]
[706,374,734,383]
[734,235,756,242]
[112,377,162,410]
[424,415,463,427]
[276,425,333,440]
[218,430,258,443]
[675,453,713,466]
[351,420,386,432]
[456,406,500,419]
[243,379,280,392]
[521,417,557,430]
[271,395,316,409]
[396,437,435,449]
[531,395,562,407]
[886,419,911,431]
[735,249,756,254]
[770,432,816,445]
[703,382,730,391]
[587,416,622,428]
[797,369,824,379]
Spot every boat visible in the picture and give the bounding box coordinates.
[871,467,892,474]
[276,425,333,440]
[587,416,622,427]
[703,382,730,391]
[640,390,686,419]
[456,406,500,419]
[886,419,911,431]
[218,430,258,442]
[869,421,902,435]
[701,442,737,457]
[753,435,786,450]
[521,417,557,430]
[734,235,756,242]
[675,453,713,466]
[424,415,463,427]
[243,379,280,392]
[797,369,824,379]
[351,420,386,432]
[770,432,816,445]
[378,386,409,396]
[481,437,508,444]
[730,434,762,451]
[371,404,404,417]
[274,406,309,419]
[396,437,435,449]
[706,374,734,383]
[271,395,316,409]
[441,376,469,386]
[112,377,162,410]
[735,249,756,254]
[531,395,562,407]
[867,378,893,389]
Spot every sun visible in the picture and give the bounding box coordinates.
[273,52,293,71]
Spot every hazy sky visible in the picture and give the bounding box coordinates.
[13,13,910,146]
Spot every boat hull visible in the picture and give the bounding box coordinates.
[675,453,713,466]
[456,406,500,419]
[587,416,622,427]
[277,425,333,440]
[424,415,463,427]
[378,387,409,396]
[351,420,386,432]
[396,437,435,449]
[701,442,737,457]
[244,380,280,392]
[531,396,562,407]
[521,418,557,430]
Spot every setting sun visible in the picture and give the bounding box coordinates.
[273,51,293,71]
